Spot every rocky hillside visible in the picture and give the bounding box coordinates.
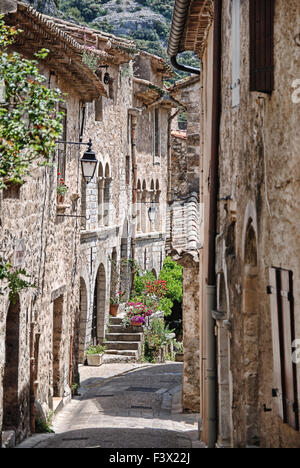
[24,0,199,79]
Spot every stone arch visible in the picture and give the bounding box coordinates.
[105,162,110,178]
[151,268,158,279]
[104,163,112,226]
[78,277,88,363]
[53,295,64,397]
[156,179,160,191]
[92,264,107,344]
[3,296,21,431]
[98,162,104,225]
[98,162,104,178]
[141,180,147,233]
[150,179,155,191]
[242,216,260,447]
[137,180,142,233]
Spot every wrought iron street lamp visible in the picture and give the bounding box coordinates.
[56,138,98,183]
[80,139,98,183]
[148,200,158,224]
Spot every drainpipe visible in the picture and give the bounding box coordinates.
[206,0,222,449]
[170,55,200,76]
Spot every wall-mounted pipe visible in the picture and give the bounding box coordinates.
[206,0,222,449]
[170,55,200,76]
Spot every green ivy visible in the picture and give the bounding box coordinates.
[0,18,64,189]
[0,258,35,303]
[0,18,64,300]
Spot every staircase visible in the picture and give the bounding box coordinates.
[104,317,144,363]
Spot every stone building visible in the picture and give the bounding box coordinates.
[0,1,109,445]
[167,76,202,413]
[168,0,300,449]
[65,24,177,364]
[0,2,178,445]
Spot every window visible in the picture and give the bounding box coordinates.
[250,0,275,94]
[268,268,299,431]
[153,107,161,163]
[57,106,67,179]
[232,0,241,107]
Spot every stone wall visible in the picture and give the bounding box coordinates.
[0,0,17,14]
[77,55,170,363]
[217,0,300,448]
[0,68,82,443]
[168,77,202,413]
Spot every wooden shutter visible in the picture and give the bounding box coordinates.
[250,0,275,93]
[232,0,241,107]
[268,268,284,419]
[268,268,299,430]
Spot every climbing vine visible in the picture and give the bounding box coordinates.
[0,18,64,299]
[0,17,64,189]
[0,257,35,303]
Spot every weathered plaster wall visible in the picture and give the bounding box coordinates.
[218,0,300,448]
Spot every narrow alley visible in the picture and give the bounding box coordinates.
[17,363,202,449]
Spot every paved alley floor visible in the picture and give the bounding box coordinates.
[17,362,203,449]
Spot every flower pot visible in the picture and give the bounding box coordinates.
[131,321,143,327]
[175,353,184,363]
[57,194,65,204]
[87,353,104,367]
[110,304,119,317]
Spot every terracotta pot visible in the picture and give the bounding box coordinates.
[57,194,65,204]
[131,321,143,327]
[110,304,119,317]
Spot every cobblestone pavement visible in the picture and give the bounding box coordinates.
[17,362,203,449]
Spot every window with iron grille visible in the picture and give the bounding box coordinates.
[249,0,275,94]
[268,267,299,431]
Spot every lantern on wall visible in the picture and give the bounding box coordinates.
[80,139,98,183]
[148,200,158,224]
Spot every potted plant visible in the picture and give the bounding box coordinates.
[110,291,125,317]
[174,340,184,362]
[86,344,106,366]
[125,301,153,327]
[57,173,68,204]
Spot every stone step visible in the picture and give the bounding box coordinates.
[103,354,136,363]
[105,349,138,357]
[109,317,123,325]
[105,341,141,351]
[106,332,143,342]
[108,324,144,334]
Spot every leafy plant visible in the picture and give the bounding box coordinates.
[57,173,68,195]
[86,344,106,355]
[0,18,64,189]
[110,290,125,304]
[82,48,99,72]
[143,317,174,363]
[0,257,35,303]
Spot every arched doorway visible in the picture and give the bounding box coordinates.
[243,218,260,447]
[79,278,88,363]
[92,264,106,344]
[53,295,64,397]
[3,296,21,431]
